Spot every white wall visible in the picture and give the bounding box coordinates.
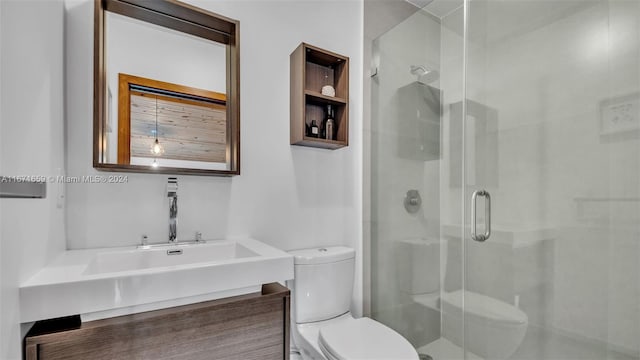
[0,1,66,359]
[65,0,364,314]
[107,11,227,95]
[105,12,227,163]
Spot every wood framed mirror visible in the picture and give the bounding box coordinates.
[94,0,240,175]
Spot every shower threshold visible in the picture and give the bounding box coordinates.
[417,338,482,360]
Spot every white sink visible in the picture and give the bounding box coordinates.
[20,238,293,323]
[84,241,258,275]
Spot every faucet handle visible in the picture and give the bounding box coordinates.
[141,234,149,246]
[195,232,203,242]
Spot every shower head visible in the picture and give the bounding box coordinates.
[410,65,440,84]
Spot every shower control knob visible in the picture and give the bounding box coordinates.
[404,189,422,214]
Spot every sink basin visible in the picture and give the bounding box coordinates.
[84,241,258,275]
[20,238,293,323]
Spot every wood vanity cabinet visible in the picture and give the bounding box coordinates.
[24,283,290,360]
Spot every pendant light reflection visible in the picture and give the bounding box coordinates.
[150,95,164,168]
[151,139,163,155]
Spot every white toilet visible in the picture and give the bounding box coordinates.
[440,289,528,359]
[287,246,419,360]
[397,238,529,359]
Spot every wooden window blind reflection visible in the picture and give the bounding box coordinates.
[117,73,227,166]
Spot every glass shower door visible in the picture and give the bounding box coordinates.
[367,3,458,358]
[460,0,640,359]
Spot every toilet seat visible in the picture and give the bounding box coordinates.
[318,317,418,360]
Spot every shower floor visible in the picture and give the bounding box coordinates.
[511,325,639,360]
[417,338,482,360]
[417,326,639,360]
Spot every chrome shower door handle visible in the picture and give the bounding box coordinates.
[471,190,491,242]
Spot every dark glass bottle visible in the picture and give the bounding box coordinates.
[309,119,319,138]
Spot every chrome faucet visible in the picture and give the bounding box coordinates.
[167,177,178,243]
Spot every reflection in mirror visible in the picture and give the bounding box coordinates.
[115,74,227,170]
[94,0,239,175]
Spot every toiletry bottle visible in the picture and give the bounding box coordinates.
[310,120,319,138]
[321,106,329,139]
[325,105,334,140]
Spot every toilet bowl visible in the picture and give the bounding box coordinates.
[441,290,528,359]
[295,313,418,360]
[288,246,419,360]
[396,238,529,359]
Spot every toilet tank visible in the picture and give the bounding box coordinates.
[289,247,355,324]
[395,238,445,295]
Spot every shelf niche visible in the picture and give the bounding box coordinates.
[290,43,349,149]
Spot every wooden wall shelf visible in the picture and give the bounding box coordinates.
[290,43,349,149]
[305,90,347,105]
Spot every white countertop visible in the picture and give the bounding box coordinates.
[20,238,294,323]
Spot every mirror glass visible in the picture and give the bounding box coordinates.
[95,0,240,175]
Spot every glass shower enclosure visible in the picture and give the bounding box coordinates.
[367,0,640,359]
